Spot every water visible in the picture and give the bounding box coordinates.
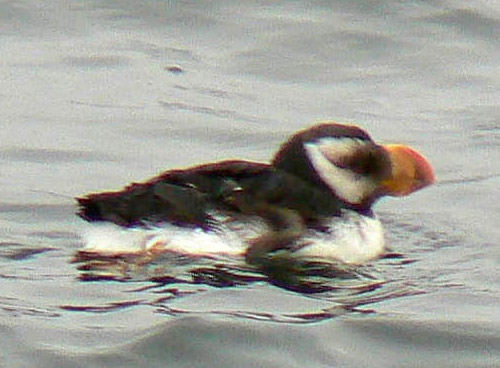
[1,1,499,367]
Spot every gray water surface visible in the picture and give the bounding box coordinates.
[1,1,499,367]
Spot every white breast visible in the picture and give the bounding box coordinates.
[80,211,385,265]
[293,210,385,264]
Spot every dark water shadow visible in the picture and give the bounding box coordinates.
[70,248,423,323]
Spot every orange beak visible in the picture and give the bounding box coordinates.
[380,144,435,196]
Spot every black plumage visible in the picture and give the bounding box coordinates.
[76,123,401,262]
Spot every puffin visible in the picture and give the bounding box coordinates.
[77,122,435,264]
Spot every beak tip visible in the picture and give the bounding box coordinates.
[411,148,435,189]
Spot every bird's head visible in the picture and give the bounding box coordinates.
[272,122,435,210]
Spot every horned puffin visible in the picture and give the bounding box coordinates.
[77,122,434,264]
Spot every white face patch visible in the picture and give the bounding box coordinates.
[304,138,378,205]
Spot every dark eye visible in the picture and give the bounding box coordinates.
[343,147,390,179]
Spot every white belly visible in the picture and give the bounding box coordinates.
[80,210,385,265]
[294,211,385,264]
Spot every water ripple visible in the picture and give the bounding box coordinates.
[70,249,421,323]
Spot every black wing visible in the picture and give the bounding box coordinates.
[77,159,343,229]
[77,160,271,228]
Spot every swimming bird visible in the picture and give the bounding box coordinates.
[77,122,434,264]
